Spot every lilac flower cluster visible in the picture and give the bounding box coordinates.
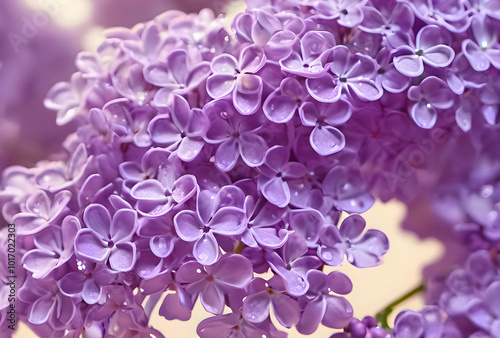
[2,0,500,336]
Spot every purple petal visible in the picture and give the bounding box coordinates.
[411,100,438,129]
[58,272,86,296]
[306,74,342,102]
[22,250,58,278]
[423,45,455,68]
[194,232,220,265]
[168,50,188,85]
[240,45,266,73]
[234,75,263,115]
[209,207,247,236]
[174,210,203,242]
[130,179,167,201]
[215,138,239,172]
[200,283,225,315]
[178,137,204,162]
[171,175,197,204]
[159,293,192,321]
[310,125,346,156]
[238,133,267,167]
[206,74,236,99]
[290,209,325,245]
[74,229,110,262]
[109,242,136,272]
[322,296,353,329]
[261,177,290,208]
[211,54,237,74]
[82,279,102,304]
[242,292,271,323]
[83,204,111,239]
[148,115,181,145]
[297,300,326,335]
[348,230,389,268]
[110,209,137,242]
[394,54,424,77]
[29,295,55,325]
[340,215,366,240]
[143,63,171,86]
[349,79,383,101]
[263,91,297,123]
[327,271,353,295]
[211,254,253,288]
[272,293,301,328]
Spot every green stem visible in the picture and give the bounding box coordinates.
[375,283,425,332]
[233,241,245,254]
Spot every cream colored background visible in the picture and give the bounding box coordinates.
[13,0,443,336]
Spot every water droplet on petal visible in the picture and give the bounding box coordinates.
[323,251,333,261]
[199,253,208,261]
[481,185,494,198]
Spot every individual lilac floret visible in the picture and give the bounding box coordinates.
[360,3,414,37]
[176,254,253,314]
[306,45,382,102]
[119,148,171,192]
[265,232,322,296]
[206,45,266,115]
[299,99,351,155]
[22,216,80,278]
[407,76,455,129]
[318,214,389,268]
[12,190,71,235]
[75,204,138,272]
[279,31,336,78]
[241,198,289,249]
[174,186,247,265]
[58,262,115,305]
[312,0,368,27]
[203,99,268,172]
[130,171,197,216]
[242,276,301,328]
[296,270,353,334]
[145,49,211,107]
[390,25,455,78]
[148,95,208,162]
[263,77,308,123]
[462,17,500,72]
[258,146,307,208]
[322,165,375,213]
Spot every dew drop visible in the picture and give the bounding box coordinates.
[199,253,208,261]
[322,251,333,261]
[220,111,229,119]
[481,185,494,198]
[196,268,202,274]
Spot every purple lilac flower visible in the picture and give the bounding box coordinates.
[389,25,455,78]
[174,186,247,265]
[176,254,253,314]
[75,204,138,272]
[257,146,307,208]
[206,45,266,115]
[306,45,383,102]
